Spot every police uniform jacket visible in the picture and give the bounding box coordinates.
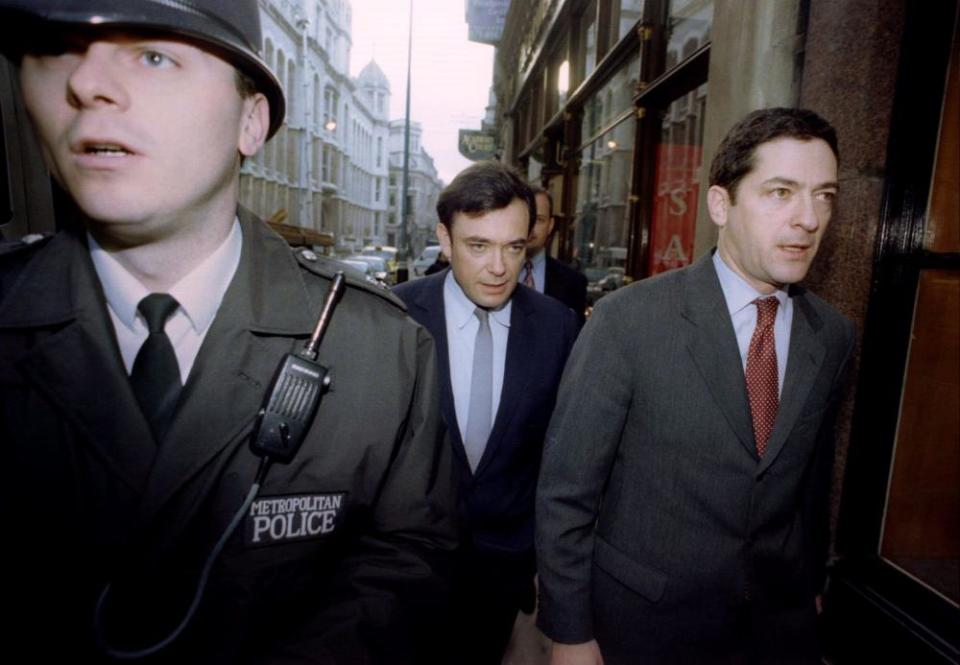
[0,209,459,664]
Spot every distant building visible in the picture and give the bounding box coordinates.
[241,0,390,254]
[387,120,443,258]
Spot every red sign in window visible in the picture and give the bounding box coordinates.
[648,143,701,275]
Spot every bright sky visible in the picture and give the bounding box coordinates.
[349,0,495,185]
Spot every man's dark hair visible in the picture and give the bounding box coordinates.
[709,107,839,203]
[532,187,553,217]
[437,161,536,233]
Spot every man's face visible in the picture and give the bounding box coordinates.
[437,198,529,309]
[527,192,555,256]
[19,31,268,242]
[708,137,838,294]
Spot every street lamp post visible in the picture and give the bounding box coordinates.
[297,15,313,233]
[398,0,414,282]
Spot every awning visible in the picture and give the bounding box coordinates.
[266,220,334,247]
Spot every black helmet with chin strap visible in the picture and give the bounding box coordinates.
[0,0,285,139]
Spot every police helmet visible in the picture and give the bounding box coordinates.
[0,0,285,139]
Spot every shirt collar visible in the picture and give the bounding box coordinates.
[443,270,513,330]
[89,234,149,331]
[529,249,547,270]
[712,249,788,316]
[88,218,243,333]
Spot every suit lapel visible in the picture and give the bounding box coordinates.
[404,273,470,470]
[473,288,534,478]
[757,290,826,474]
[0,229,156,492]
[543,257,557,298]
[138,214,315,520]
[681,255,757,457]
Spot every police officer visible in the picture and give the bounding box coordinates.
[0,2,458,662]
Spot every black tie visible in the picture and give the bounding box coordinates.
[130,294,182,443]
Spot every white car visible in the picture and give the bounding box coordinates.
[412,245,442,277]
[345,255,390,285]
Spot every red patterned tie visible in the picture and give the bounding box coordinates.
[745,297,779,457]
[522,259,535,288]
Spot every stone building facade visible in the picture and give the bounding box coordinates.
[241,0,438,255]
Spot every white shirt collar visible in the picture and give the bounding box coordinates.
[443,270,512,330]
[89,218,243,334]
[712,250,788,316]
[529,249,547,270]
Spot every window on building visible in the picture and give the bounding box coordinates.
[878,29,959,606]
[646,83,707,275]
[580,1,599,82]
[573,57,640,296]
[613,0,646,44]
[324,86,339,132]
[286,61,297,122]
[665,0,714,74]
[545,42,569,122]
[313,75,321,131]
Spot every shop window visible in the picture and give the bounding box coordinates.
[665,0,713,74]
[828,9,959,661]
[527,154,543,183]
[581,1,599,81]
[546,44,569,122]
[878,28,960,606]
[613,0,646,44]
[557,60,570,108]
[647,83,707,275]
[573,59,640,306]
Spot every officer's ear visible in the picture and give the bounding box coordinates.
[238,93,270,158]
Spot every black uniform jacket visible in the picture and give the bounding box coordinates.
[0,210,459,664]
[544,256,587,328]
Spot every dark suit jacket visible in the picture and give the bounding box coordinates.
[0,210,458,664]
[543,256,588,327]
[535,252,855,665]
[394,271,577,557]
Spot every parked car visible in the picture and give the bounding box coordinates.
[586,266,628,305]
[412,245,442,277]
[360,245,398,276]
[346,255,391,285]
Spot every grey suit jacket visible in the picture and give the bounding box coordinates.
[535,252,855,664]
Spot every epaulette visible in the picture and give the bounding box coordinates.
[292,247,407,311]
[0,232,54,259]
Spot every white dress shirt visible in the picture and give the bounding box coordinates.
[89,219,243,384]
[522,250,548,294]
[443,270,511,443]
[712,250,792,395]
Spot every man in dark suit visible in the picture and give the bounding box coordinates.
[520,188,588,326]
[394,161,578,665]
[536,108,856,665]
[0,2,457,662]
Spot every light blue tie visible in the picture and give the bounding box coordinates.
[464,308,493,472]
